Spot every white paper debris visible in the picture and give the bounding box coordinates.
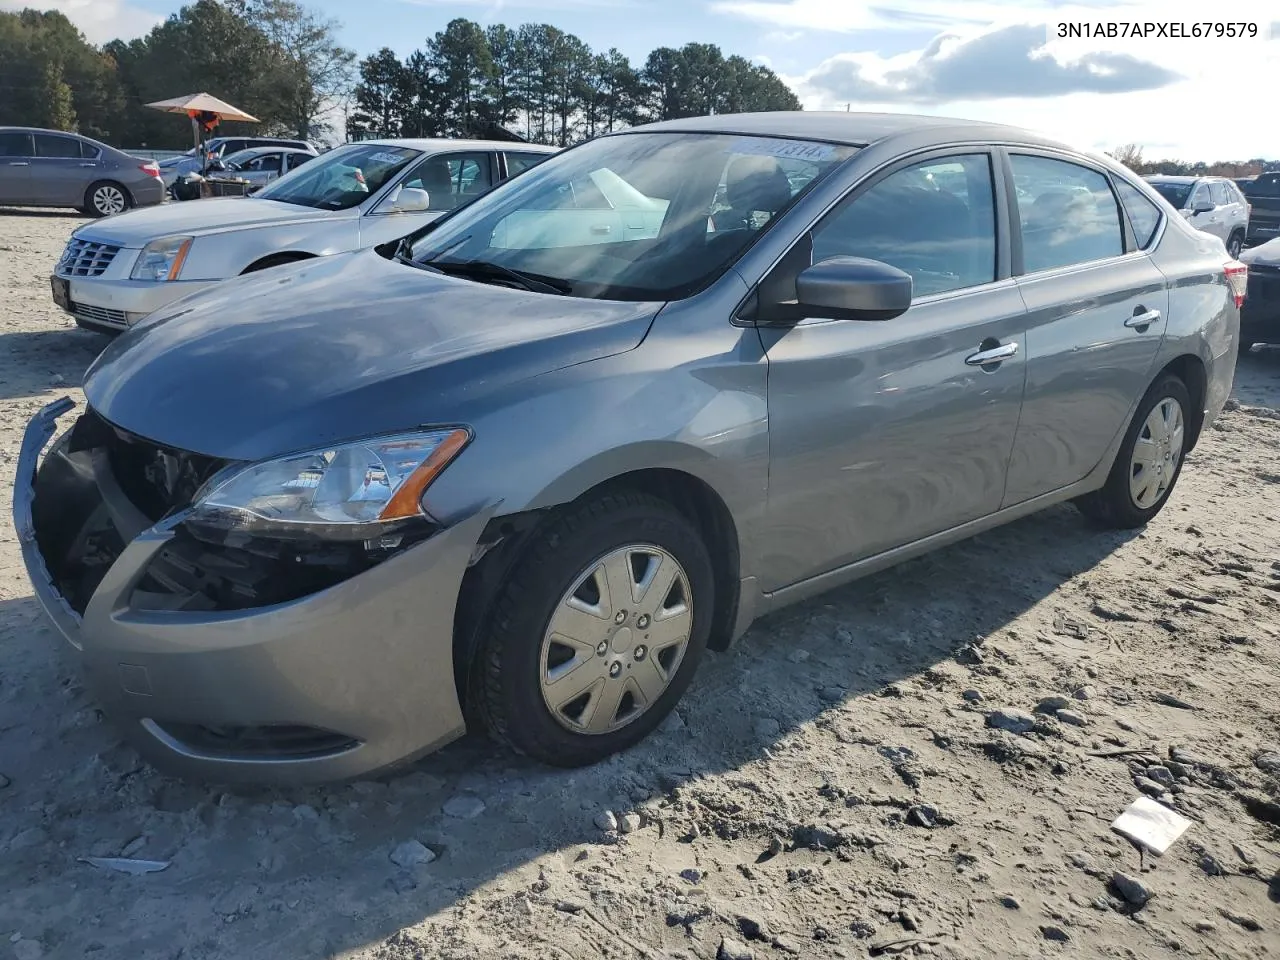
[79,857,171,875]
[1111,796,1192,855]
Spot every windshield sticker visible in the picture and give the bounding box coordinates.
[729,139,837,163]
[368,151,409,164]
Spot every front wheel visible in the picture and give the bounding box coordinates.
[472,491,714,767]
[1074,373,1191,529]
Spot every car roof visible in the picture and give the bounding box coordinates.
[227,145,314,155]
[1145,175,1206,183]
[616,111,1075,151]
[358,138,560,154]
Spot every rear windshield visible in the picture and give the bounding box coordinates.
[1148,181,1192,208]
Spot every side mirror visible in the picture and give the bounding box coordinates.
[793,256,913,322]
[1192,200,1214,214]
[385,186,430,213]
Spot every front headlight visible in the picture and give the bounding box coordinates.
[191,428,471,538]
[130,236,193,281]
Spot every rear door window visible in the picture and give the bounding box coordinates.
[34,134,81,158]
[1210,182,1229,205]
[1011,154,1124,273]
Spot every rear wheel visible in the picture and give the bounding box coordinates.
[472,491,714,767]
[84,181,130,217]
[1075,373,1190,529]
[1227,230,1245,260]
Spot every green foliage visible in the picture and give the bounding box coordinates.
[347,21,803,146]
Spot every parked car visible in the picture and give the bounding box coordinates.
[1238,238,1280,350]
[18,112,1244,784]
[1145,175,1250,258]
[158,136,316,189]
[1236,172,1280,248]
[213,146,317,188]
[49,139,559,331]
[0,126,164,216]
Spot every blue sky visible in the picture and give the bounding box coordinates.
[7,0,1279,158]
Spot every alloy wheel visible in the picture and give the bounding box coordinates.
[1129,396,1185,509]
[539,544,693,735]
[93,185,126,216]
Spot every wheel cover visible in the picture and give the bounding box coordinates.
[93,186,125,215]
[1129,396,1185,509]
[1229,236,1242,258]
[539,544,693,735]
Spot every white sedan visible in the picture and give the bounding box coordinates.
[51,138,558,332]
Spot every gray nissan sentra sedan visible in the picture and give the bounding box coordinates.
[15,112,1245,784]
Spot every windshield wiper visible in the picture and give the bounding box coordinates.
[428,259,573,295]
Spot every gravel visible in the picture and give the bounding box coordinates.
[1,210,1278,960]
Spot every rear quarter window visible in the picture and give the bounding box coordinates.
[1113,178,1163,249]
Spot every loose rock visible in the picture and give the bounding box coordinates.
[834,626,853,643]
[962,689,983,703]
[1040,926,1070,943]
[1253,746,1280,776]
[1112,872,1153,906]
[753,718,781,738]
[593,810,618,832]
[1073,686,1096,701]
[679,868,703,884]
[1145,766,1175,788]
[986,708,1036,734]
[906,805,939,829]
[442,794,486,819]
[1134,777,1167,798]
[1056,709,1087,727]
[786,649,810,664]
[618,813,641,834]
[1035,696,1073,714]
[389,840,435,869]
[998,895,1020,910]
[718,936,754,960]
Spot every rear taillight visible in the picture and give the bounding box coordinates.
[1224,261,1248,308]
[140,161,161,179]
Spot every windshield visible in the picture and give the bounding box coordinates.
[1149,181,1193,208]
[221,148,268,169]
[405,132,856,301]
[256,143,421,211]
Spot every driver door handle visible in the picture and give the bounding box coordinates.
[8,161,29,166]
[965,342,1018,365]
[1125,309,1161,329]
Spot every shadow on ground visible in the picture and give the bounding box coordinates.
[0,327,110,401]
[0,498,1139,960]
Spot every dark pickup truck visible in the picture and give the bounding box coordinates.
[1238,173,1280,247]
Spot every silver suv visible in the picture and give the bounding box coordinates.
[1146,175,1250,258]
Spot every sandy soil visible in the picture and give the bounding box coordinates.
[1,209,1279,960]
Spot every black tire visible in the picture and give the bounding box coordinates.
[241,253,312,275]
[472,491,714,767]
[1227,230,1245,261]
[1074,373,1192,529]
[83,181,131,218]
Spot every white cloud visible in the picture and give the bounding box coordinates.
[720,0,1279,158]
[0,0,162,43]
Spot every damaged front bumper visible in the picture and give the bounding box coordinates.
[14,398,490,784]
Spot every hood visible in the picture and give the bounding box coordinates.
[77,198,345,246]
[1239,238,1280,266]
[83,249,661,462]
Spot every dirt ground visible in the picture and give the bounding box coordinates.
[1,209,1279,960]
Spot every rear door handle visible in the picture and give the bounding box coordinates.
[78,163,97,168]
[965,342,1018,365]
[590,224,611,235]
[1125,309,1161,329]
